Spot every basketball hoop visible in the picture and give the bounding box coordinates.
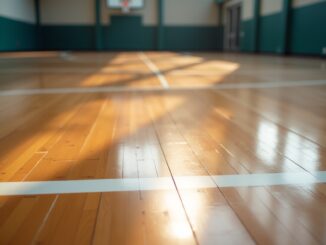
[107,0,144,12]
[121,0,130,13]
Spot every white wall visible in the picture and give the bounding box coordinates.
[41,0,95,24]
[0,0,35,23]
[164,0,218,26]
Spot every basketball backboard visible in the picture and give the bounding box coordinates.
[107,0,144,9]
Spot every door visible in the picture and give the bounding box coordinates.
[226,4,241,51]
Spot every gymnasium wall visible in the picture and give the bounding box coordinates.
[0,0,37,51]
[290,0,326,55]
[258,0,284,53]
[101,0,219,50]
[164,0,219,50]
[40,0,96,50]
[240,0,256,51]
[240,0,326,55]
[1,0,324,54]
[100,0,158,50]
[39,0,219,51]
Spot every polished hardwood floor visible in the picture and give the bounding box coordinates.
[0,52,325,244]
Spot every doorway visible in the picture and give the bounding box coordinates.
[225,4,242,51]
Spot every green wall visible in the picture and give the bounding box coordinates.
[41,26,95,50]
[104,15,220,51]
[240,1,326,55]
[104,15,156,50]
[258,12,284,53]
[290,1,326,55]
[39,16,220,51]
[100,15,220,51]
[240,19,255,52]
[1,1,325,54]
[0,16,37,51]
[37,1,326,53]
[164,26,220,51]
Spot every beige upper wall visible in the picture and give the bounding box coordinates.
[242,0,254,20]
[38,0,219,26]
[236,0,301,18]
[41,0,157,25]
[103,0,217,26]
[293,0,326,7]
[224,0,324,22]
[3,0,322,26]
[37,0,219,26]
[0,0,35,23]
[260,0,283,16]
[244,0,325,20]
[41,0,95,24]
[164,0,218,26]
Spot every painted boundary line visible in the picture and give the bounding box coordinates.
[0,80,326,97]
[138,52,170,89]
[0,70,156,75]
[0,171,325,196]
[59,51,76,61]
[214,79,326,89]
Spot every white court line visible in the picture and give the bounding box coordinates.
[0,86,167,96]
[0,69,154,75]
[138,52,170,89]
[213,79,326,89]
[0,80,325,97]
[0,171,325,196]
[0,80,326,97]
[59,51,76,61]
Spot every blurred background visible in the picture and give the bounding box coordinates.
[0,0,325,55]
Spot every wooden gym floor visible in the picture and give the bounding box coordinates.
[0,51,325,244]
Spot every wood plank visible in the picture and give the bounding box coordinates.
[0,52,325,244]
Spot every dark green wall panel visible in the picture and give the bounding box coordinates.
[40,22,221,51]
[0,14,221,52]
[290,2,326,55]
[95,0,103,50]
[240,2,326,55]
[0,16,37,51]
[1,2,325,54]
[103,15,156,50]
[217,26,224,50]
[41,26,95,50]
[102,16,221,51]
[240,19,255,52]
[163,26,219,51]
[258,13,284,53]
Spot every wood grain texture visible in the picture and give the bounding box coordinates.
[0,52,325,244]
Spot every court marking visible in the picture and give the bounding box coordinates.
[0,69,157,75]
[59,51,76,61]
[138,52,170,89]
[0,171,325,196]
[0,80,325,97]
